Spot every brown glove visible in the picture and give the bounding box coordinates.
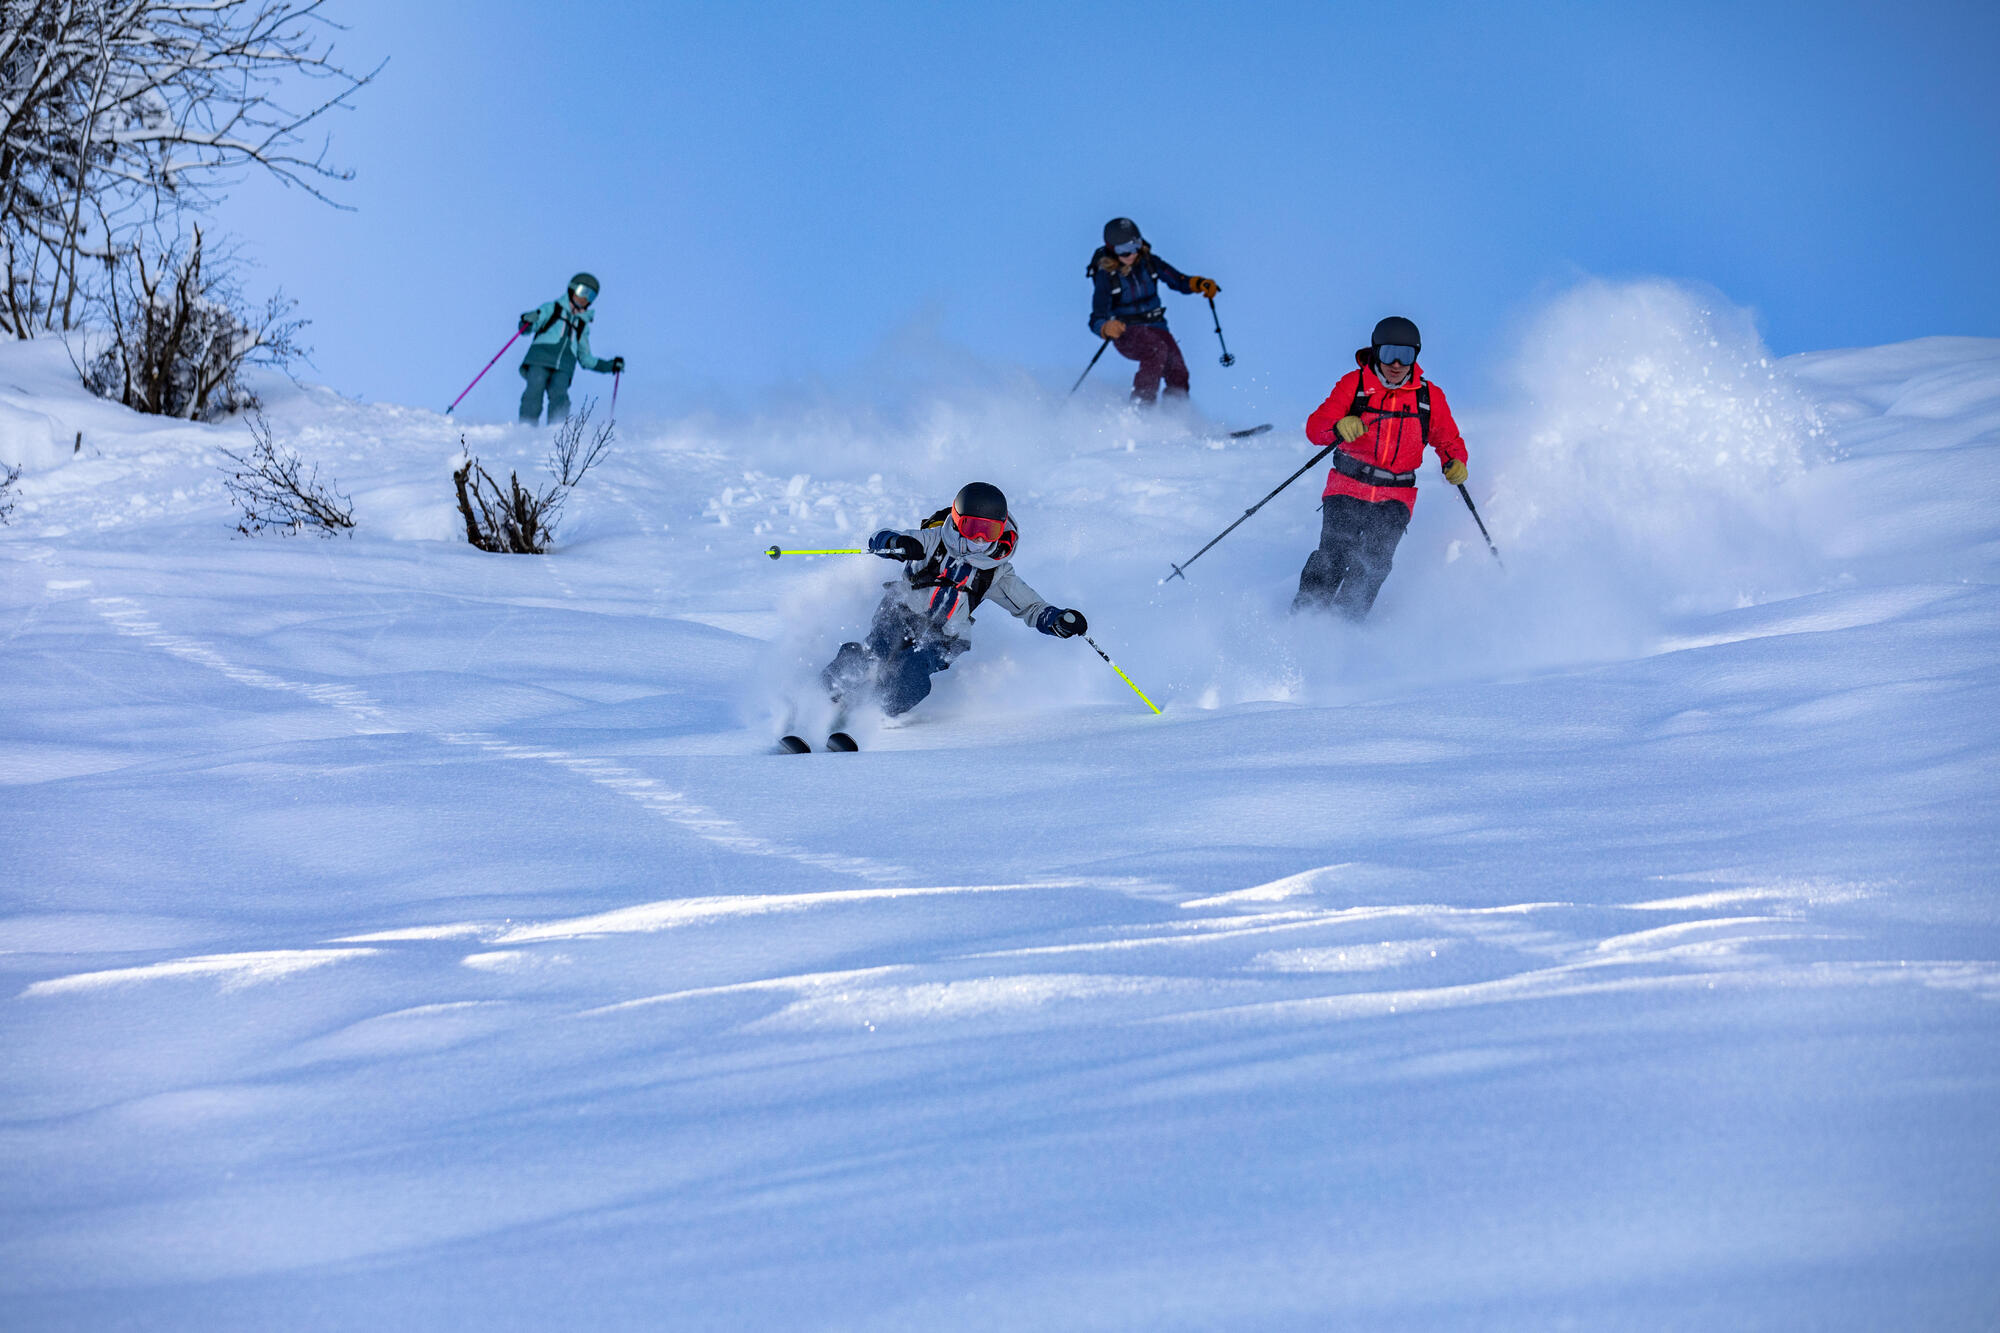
[1189,276,1220,298]
[1334,415,1365,444]
[1100,319,1127,340]
[1443,457,1468,485]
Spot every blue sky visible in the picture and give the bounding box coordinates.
[231,0,2000,424]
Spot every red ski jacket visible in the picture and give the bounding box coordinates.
[1305,359,1468,514]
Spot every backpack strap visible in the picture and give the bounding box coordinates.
[1347,374,1433,446]
[533,302,566,339]
[908,508,1009,616]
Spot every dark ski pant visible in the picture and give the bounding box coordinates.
[519,361,576,425]
[1112,324,1190,404]
[822,603,965,717]
[1294,493,1412,621]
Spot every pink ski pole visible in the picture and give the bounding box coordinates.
[445,330,522,415]
[609,369,621,426]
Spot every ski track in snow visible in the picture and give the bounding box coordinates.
[76,582,914,888]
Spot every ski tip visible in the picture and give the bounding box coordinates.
[825,732,859,752]
[777,735,812,754]
[1229,423,1273,438]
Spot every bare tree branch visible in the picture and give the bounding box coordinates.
[2,0,378,334]
[218,406,351,534]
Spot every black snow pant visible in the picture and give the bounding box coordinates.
[822,602,968,718]
[1293,493,1412,621]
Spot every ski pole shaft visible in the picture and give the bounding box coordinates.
[445,330,521,415]
[1069,338,1112,395]
[1455,483,1504,568]
[1207,295,1235,367]
[1083,634,1161,715]
[765,545,871,559]
[1164,443,1337,584]
[609,369,621,426]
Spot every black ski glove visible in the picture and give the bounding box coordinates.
[1037,607,1086,638]
[609,356,626,374]
[869,530,924,561]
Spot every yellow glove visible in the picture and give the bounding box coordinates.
[1100,319,1127,340]
[1443,458,1468,485]
[1334,415,1365,444]
[1189,276,1220,298]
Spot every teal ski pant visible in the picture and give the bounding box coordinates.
[519,362,576,425]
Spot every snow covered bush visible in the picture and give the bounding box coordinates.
[452,404,613,554]
[0,460,20,524]
[80,227,305,421]
[218,410,352,536]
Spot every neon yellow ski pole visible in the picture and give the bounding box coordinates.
[1083,634,1161,715]
[765,545,871,559]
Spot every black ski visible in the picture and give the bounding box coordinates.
[1228,423,1273,438]
[777,735,812,754]
[825,732,859,752]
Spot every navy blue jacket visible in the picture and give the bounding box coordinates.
[1087,246,1195,337]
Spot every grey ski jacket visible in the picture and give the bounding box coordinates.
[880,522,1051,636]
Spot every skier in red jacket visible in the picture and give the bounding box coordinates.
[1294,316,1469,619]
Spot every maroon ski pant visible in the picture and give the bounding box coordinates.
[1111,324,1190,403]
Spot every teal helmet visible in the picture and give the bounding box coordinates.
[568,271,600,305]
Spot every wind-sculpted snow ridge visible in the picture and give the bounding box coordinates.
[2,287,1998,1328]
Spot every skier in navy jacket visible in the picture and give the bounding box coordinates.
[1087,217,1220,403]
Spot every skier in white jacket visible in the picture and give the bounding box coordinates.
[822,483,1087,717]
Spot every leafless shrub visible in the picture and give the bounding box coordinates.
[0,461,21,524]
[2,0,379,337]
[546,397,614,487]
[454,404,615,554]
[80,225,304,419]
[218,410,352,535]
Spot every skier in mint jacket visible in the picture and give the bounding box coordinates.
[821,482,1088,717]
[518,271,624,425]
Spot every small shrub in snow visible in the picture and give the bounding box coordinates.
[453,404,614,555]
[546,399,615,488]
[0,461,20,524]
[81,227,306,422]
[219,412,353,536]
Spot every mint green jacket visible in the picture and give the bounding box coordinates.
[518,299,612,372]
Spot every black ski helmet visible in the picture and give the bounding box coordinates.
[952,481,1008,522]
[1370,316,1421,354]
[569,271,600,299]
[1102,217,1142,248]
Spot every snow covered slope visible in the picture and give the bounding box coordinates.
[3,283,1997,1330]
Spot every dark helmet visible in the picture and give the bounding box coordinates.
[568,271,600,302]
[1102,217,1142,248]
[1370,316,1421,353]
[952,481,1007,522]
[949,481,1012,549]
